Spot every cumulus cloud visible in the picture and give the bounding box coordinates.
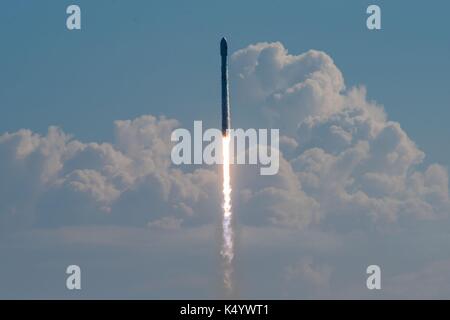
[231,42,345,133]
[1,42,448,234]
[1,41,450,298]
[1,42,449,234]
[231,42,450,229]
[0,115,219,231]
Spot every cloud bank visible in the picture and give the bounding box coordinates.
[0,116,219,231]
[231,42,449,230]
[1,41,449,298]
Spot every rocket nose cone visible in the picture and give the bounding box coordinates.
[220,37,228,56]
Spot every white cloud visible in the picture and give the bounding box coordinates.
[231,42,345,133]
[0,115,219,230]
[1,42,448,233]
[1,41,450,298]
[231,42,450,228]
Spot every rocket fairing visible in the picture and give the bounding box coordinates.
[221,37,231,136]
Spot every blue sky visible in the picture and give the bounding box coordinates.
[1,1,450,299]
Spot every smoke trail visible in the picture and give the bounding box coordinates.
[221,134,233,292]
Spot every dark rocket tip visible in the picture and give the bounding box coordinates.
[220,37,228,56]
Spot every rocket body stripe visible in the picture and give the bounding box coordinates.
[221,38,230,135]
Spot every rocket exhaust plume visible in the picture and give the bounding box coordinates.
[221,134,233,291]
[220,37,234,292]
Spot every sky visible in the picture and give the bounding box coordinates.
[0,0,449,299]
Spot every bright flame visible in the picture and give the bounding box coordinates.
[221,134,233,292]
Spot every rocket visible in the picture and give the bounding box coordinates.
[221,37,231,136]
